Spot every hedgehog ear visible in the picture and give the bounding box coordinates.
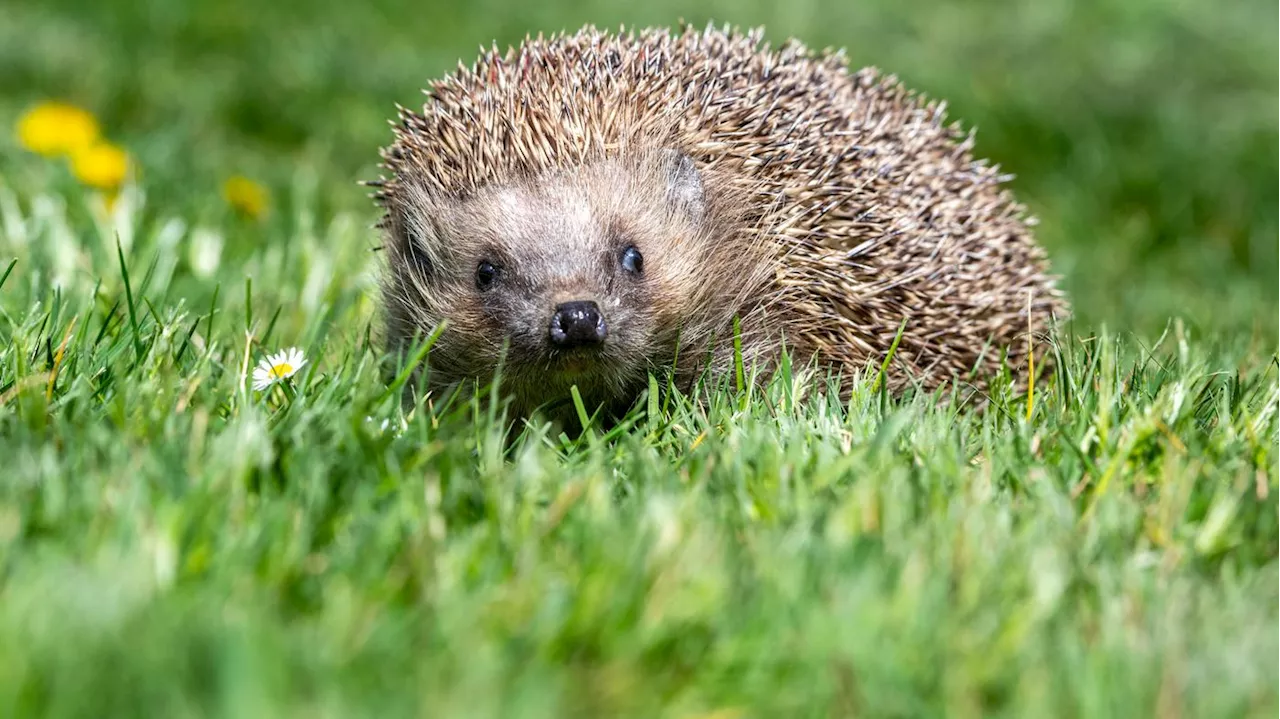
[396,201,441,279]
[662,149,705,220]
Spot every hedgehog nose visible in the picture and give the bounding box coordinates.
[549,301,607,348]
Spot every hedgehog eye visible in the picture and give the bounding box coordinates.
[620,245,644,275]
[475,261,499,290]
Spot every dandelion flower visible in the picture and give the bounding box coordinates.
[253,347,307,391]
[70,142,130,191]
[222,175,269,220]
[16,102,100,157]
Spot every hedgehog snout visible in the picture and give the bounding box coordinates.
[549,301,608,348]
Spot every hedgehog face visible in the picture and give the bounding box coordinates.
[386,149,734,417]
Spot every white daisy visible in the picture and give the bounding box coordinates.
[252,347,307,391]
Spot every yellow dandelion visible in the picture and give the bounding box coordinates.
[16,101,100,157]
[253,347,307,391]
[70,142,129,191]
[222,175,269,220]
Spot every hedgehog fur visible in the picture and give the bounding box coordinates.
[370,23,1069,420]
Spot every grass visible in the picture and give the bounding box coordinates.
[0,0,1277,716]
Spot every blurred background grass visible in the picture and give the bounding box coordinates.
[0,0,1276,342]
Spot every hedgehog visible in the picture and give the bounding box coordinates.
[369,23,1069,422]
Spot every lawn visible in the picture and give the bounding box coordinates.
[0,0,1277,716]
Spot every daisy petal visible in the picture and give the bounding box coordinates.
[252,369,272,391]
